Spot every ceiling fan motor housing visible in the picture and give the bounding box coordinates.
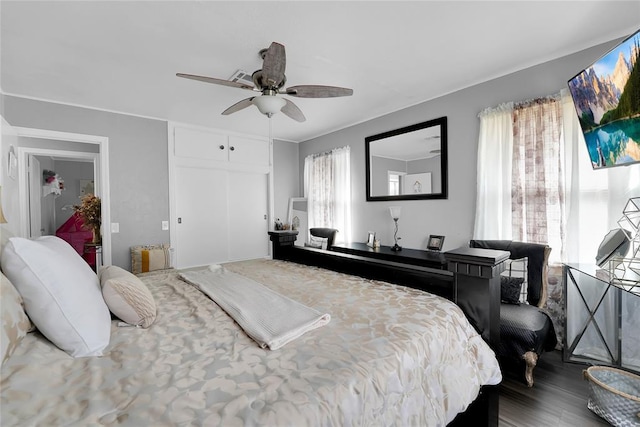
[252,69,286,91]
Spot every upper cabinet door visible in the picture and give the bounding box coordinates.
[173,126,269,167]
[174,127,229,162]
[228,136,269,166]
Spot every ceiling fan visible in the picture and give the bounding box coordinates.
[177,42,353,122]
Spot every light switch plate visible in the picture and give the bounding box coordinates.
[111,222,120,233]
[161,221,169,231]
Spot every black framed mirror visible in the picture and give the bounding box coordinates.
[366,116,448,201]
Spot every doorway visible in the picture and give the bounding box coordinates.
[14,127,111,265]
[28,154,96,238]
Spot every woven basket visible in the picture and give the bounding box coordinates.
[584,366,640,427]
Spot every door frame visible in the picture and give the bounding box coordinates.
[27,155,42,238]
[14,127,112,265]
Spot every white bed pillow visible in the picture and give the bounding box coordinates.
[0,236,111,357]
[0,272,33,366]
[100,265,157,328]
[305,236,328,250]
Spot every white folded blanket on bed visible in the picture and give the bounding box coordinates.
[179,265,330,350]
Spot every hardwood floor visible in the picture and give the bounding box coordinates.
[498,350,610,426]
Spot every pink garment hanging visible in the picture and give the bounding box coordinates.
[55,212,95,267]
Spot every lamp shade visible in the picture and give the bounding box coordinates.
[389,206,401,220]
[252,95,286,116]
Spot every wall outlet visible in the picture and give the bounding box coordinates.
[111,222,120,233]
[161,220,169,231]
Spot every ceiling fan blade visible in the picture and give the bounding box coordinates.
[261,42,286,87]
[177,73,255,90]
[284,85,353,98]
[222,97,255,115]
[282,99,306,122]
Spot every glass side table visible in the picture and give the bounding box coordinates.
[563,263,640,373]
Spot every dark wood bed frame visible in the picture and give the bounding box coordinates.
[269,231,509,427]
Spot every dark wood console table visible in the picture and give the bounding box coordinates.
[331,242,447,270]
[445,247,510,349]
[268,232,508,350]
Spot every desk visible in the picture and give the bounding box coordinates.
[331,242,447,270]
[563,263,640,373]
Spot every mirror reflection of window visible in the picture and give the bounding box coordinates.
[387,171,405,196]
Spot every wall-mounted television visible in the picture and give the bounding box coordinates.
[567,28,640,170]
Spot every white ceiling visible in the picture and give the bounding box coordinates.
[2,1,639,143]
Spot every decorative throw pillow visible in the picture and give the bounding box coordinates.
[501,276,525,305]
[0,236,111,357]
[305,236,328,250]
[0,272,33,366]
[500,257,528,304]
[131,244,172,274]
[100,265,157,328]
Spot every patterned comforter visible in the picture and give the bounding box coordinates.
[1,259,501,426]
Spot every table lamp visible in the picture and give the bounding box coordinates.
[389,206,402,251]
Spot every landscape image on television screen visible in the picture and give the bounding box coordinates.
[568,29,640,169]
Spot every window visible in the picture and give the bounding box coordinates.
[387,171,405,196]
[303,146,351,243]
[474,90,639,264]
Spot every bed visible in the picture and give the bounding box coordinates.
[1,237,501,426]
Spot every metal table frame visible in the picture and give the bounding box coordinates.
[563,263,638,373]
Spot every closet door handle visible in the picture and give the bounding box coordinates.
[229,146,235,151]
[219,145,225,150]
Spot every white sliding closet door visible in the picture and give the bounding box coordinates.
[175,166,229,268]
[171,124,272,269]
[228,171,268,261]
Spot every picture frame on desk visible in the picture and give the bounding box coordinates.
[427,235,445,251]
[366,231,376,247]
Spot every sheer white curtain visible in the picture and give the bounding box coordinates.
[303,146,351,243]
[473,102,514,239]
[511,95,566,261]
[474,91,639,264]
[474,95,567,262]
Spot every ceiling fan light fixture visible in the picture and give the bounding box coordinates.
[252,95,286,116]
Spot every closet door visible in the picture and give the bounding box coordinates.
[174,166,229,268]
[227,171,268,260]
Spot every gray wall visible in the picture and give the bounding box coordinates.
[4,96,169,269]
[298,38,623,251]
